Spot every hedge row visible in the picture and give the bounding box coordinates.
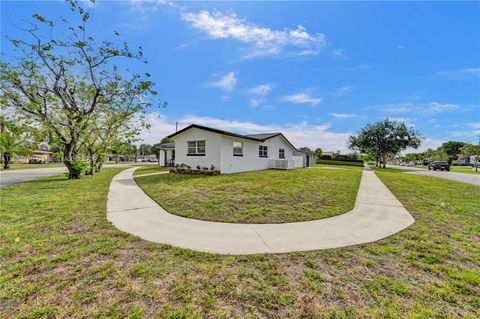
[316,159,364,167]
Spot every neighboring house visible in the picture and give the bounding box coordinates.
[159,124,315,174]
[128,155,157,162]
[320,151,337,159]
[17,149,53,164]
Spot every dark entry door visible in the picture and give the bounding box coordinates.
[306,155,310,167]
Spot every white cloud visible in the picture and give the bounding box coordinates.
[403,137,444,153]
[127,0,176,12]
[329,113,357,119]
[137,114,178,144]
[397,45,406,49]
[468,122,480,129]
[247,84,272,96]
[250,99,265,108]
[388,117,416,127]
[382,102,460,114]
[434,67,480,79]
[334,85,352,97]
[181,10,327,58]
[140,114,352,152]
[206,72,237,91]
[350,64,372,71]
[330,48,345,58]
[281,93,323,106]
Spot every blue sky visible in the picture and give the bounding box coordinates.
[2,1,479,151]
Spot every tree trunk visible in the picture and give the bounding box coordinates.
[382,155,387,168]
[3,153,11,169]
[63,144,82,179]
[85,158,95,175]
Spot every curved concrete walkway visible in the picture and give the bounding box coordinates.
[107,167,415,255]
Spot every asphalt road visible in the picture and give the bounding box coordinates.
[390,165,480,186]
[0,163,156,188]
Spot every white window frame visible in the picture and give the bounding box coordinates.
[259,145,268,158]
[233,141,243,156]
[187,140,206,155]
[279,148,285,159]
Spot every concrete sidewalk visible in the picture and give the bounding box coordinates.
[107,167,415,255]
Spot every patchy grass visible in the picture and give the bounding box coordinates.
[135,168,362,223]
[450,166,480,175]
[0,162,65,171]
[133,165,170,176]
[1,168,479,318]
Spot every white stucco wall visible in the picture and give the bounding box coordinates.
[159,149,174,166]
[293,155,304,168]
[172,128,297,174]
[220,134,296,174]
[173,128,222,169]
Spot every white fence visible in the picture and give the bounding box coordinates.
[269,159,295,170]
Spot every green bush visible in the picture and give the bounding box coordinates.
[316,159,364,167]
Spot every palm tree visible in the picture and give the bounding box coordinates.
[0,133,28,169]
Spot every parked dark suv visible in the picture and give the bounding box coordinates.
[428,161,450,171]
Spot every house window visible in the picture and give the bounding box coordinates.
[233,141,243,156]
[259,145,268,158]
[187,140,206,156]
[279,148,285,159]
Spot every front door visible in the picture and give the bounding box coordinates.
[306,155,310,167]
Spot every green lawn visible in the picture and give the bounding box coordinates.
[0,162,65,170]
[450,166,480,175]
[135,168,362,223]
[133,165,170,176]
[1,169,479,318]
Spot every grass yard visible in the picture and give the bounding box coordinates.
[450,166,480,175]
[135,168,362,223]
[0,162,65,171]
[1,168,479,318]
[133,165,171,176]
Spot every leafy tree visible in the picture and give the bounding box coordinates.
[139,144,152,155]
[160,136,172,144]
[460,144,480,172]
[152,143,162,162]
[0,133,29,169]
[82,110,144,174]
[423,148,448,162]
[314,147,322,158]
[0,1,159,178]
[299,147,312,152]
[348,119,422,168]
[440,141,466,165]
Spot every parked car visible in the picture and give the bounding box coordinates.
[29,154,49,164]
[428,161,450,171]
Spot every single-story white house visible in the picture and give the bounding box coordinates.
[158,124,315,174]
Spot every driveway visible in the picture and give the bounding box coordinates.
[107,167,415,254]
[390,165,480,186]
[0,163,156,188]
